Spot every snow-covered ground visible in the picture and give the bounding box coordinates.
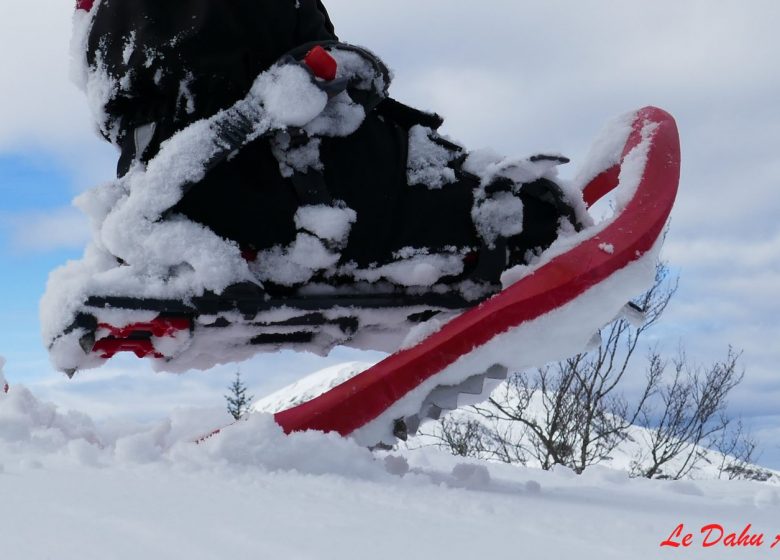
[257,361,779,481]
[3,360,780,560]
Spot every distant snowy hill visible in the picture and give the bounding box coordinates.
[253,360,374,414]
[254,361,779,483]
[3,359,780,559]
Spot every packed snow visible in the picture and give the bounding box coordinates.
[406,125,459,188]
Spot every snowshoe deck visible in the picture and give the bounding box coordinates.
[66,284,486,374]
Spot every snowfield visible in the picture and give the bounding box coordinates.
[2,360,780,560]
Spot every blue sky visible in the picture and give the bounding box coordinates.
[0,156,78,367]
[1,1,779,466]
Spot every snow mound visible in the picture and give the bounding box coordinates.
[0,359,382,480]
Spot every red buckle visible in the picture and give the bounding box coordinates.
[303,46,338,82]
[91,316,192,359]
[76,0,94,11]
[97,316,191,339]
[93,339,164,360]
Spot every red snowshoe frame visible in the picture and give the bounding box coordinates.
[271,106,680,440]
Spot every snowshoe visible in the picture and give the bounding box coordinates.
[52,5,679,448]
[45,104,679,451]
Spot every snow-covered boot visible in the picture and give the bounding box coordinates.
[47,1,587,374]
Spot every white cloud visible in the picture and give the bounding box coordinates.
[2,206,90,252]
[0,1,114,187]
[665,229,780,270]
[0,2,92,148]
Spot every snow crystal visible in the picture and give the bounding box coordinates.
[121,31,136,66]
[330,47,390,98]
[614,121,659,211]
[8,347,780,560]
[550,464,579,479]
[349,249,465,287]
[83,50,123,143]
[250,63,328,128]
[599,242,615,254]
[252,233,341,286]
[456,280,496,302]
[68,5,95,91]
[572,111,635,191]
[114,419,173,464]
[471,191,524,246]
[176,73,197,115]
[304,90,366,137]
[294,204,357,245]
[272,135,323,177]
[406,126,458,189]
[399,317,444,350]
[473,154,559,187]
[0,368,391,478]
[461,148,504,176]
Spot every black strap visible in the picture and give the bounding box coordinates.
[468,239,508,283]
[375,97,444,131]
